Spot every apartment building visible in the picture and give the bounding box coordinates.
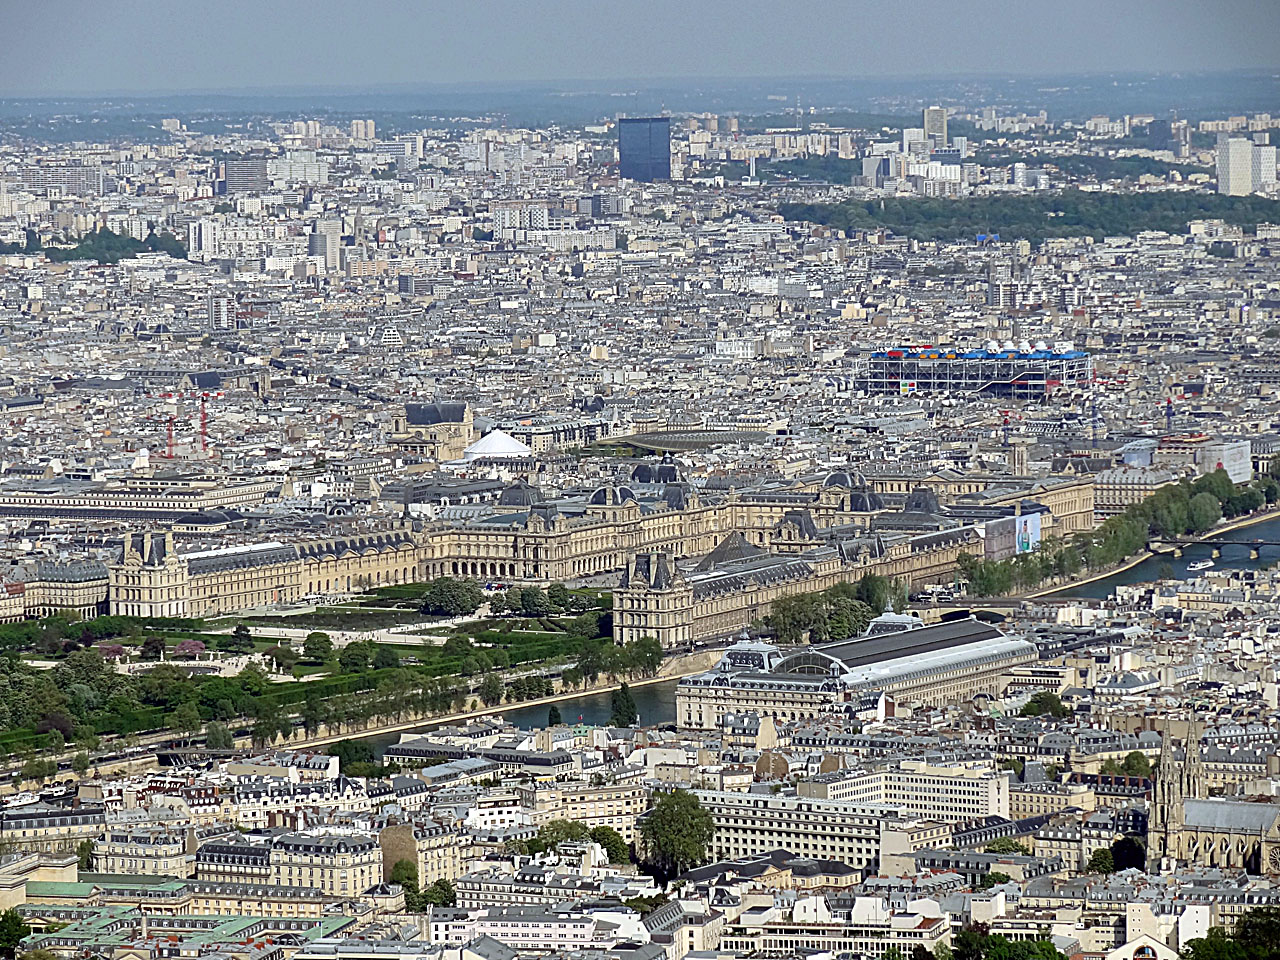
[691,790,919,868]
[513,781,648,842]
[196,831,381,898]
[723,900,951,960]
[797,761,1010,822]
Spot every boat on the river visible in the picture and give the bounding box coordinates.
[1187,559,1214,571]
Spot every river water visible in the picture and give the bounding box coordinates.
[1046,513,1280,599]
[363,679,682,756]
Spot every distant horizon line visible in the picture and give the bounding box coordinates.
[3,67,1278,102]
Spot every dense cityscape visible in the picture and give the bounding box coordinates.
[3,7,1280,960]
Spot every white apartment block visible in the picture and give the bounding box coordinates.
[797,761,1010,821]
[693,790,890,867]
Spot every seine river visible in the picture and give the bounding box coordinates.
[1045,512,1280,600]
[364,678,682,756]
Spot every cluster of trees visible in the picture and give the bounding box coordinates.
[388,860,456,911]
[566,635,662,688]
[0,230,41,256]
[0,613,203,658]
[984,837,1030,855]
[331,640,402,673]
[1019,691,1072,719]
[419,577,486,617]
[506,819,630,863]
[1182,906,1280,960]
[472,672,554,707]
[947,926,1067,960]
[325,740,402,778]
[957,537,1081,596]
[767,576,896,644]
[417,577,605,620]
[489,582,603,617]
[640,789,714,882]
[779,190,1280,243]
[1101,751,1152,777]
[35,227,188,264]
[1080,468,1269,569]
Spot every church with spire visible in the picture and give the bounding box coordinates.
[1147,722,1280,875]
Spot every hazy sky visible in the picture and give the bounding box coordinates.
[4,0,1279,97]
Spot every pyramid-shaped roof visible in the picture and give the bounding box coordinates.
[463,429,533,460]
[695,531,767,571]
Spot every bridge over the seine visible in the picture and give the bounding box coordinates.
[1149,537,1280,559]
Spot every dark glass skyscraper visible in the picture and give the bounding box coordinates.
[618,117,671,182]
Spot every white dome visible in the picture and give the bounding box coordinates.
[463,429,533,461]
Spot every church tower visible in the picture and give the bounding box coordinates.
[1147,723,1204,872]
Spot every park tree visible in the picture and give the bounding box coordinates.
[1189,491,1223,533]
[518,587,552,616]
[223,624,255,654]
[174,639,206,658]
[546,582,571,612]
[373,647,400,670]
[338,643,370,673]
[641,789,714,881]
[610,683,638,727]
[172,701,203,741]
[479,673,504,706]
[205,722,234,750]
[303,632,333,661]
[420,578,485,617]
[140,635,166,660]
[264,645,298,672]
[548,704,562,726]
[71,752,90,776]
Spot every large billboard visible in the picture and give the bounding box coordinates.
[984,512,1043,560]
[1015,512,1042,554]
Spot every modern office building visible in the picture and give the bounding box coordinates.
[923,106,948,147]
[19,164,107,196]
[1217,136,1276,195]
[308,220,343,272]
[618,117,671,182]
[862,345,1093,398]
[206,294,233,330]
[221,157,268,194]
[797,761,1010,822]
[1218,137,1256,195]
